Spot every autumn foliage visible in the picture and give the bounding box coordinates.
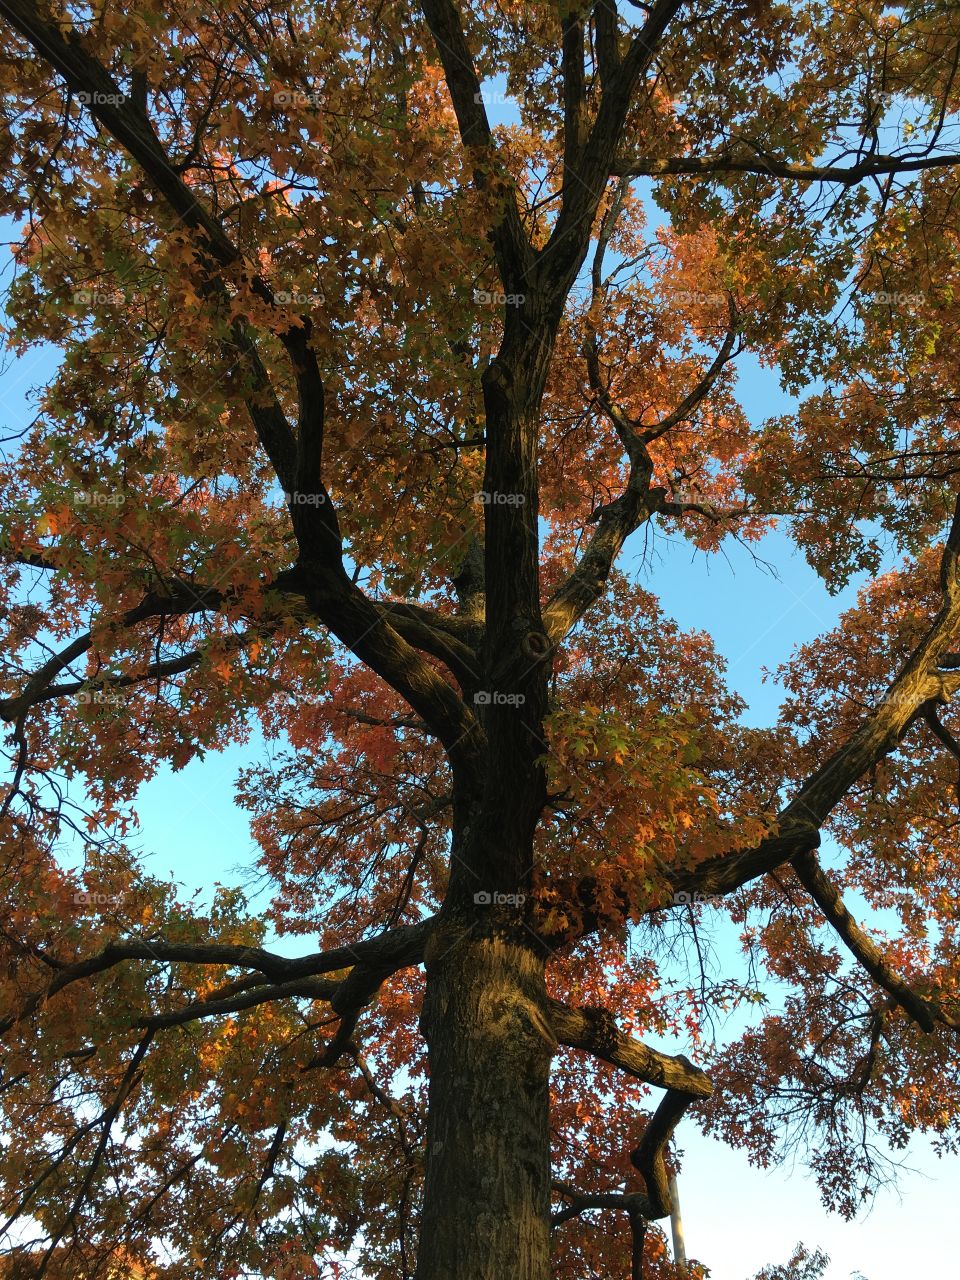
[0,0,960,1277]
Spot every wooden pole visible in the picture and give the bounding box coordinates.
[668,1172,687,1274]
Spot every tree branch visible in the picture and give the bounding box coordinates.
[537,0,685,305]
[419,0,533,290]
[613,148,960,186]
[0,917,434,1037]
[671,495,960,902]
[549,999,712,1095]
[0,581,225,724]
[791,848,960,1034]
[629,1087,692,1219]
[551,1180,648,1227]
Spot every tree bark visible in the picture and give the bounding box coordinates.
[415,918,556,1280]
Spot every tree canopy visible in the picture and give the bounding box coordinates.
[1,0,960,1277]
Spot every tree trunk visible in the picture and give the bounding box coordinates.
[415,919,556,1280]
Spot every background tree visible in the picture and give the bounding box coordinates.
[0,0,959,1277]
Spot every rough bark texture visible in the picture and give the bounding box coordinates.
[416,921,556,1280]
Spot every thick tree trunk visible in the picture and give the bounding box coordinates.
[414,920,556,1280]
[412,318,557,1278]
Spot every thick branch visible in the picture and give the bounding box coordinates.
[549,999,713,1097]
[541,470,659,644]
[791,849,960,1034]
[672,495,960,901]
[561,6,589,176]
[613,148,960,186]
[629,1088,692,1219]
[0,917,434,1037]
[419,0,532,290]
[551,1181,648,1226]
[274,563,485,771]
[593,1,621,83]
[140,976,341,1031]
[550,996,707,1245]
[537,0,685,304]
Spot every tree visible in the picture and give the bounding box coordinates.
[750,1244,830,1280]
[0,1248,153,1279]
[0,0,959,1275]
